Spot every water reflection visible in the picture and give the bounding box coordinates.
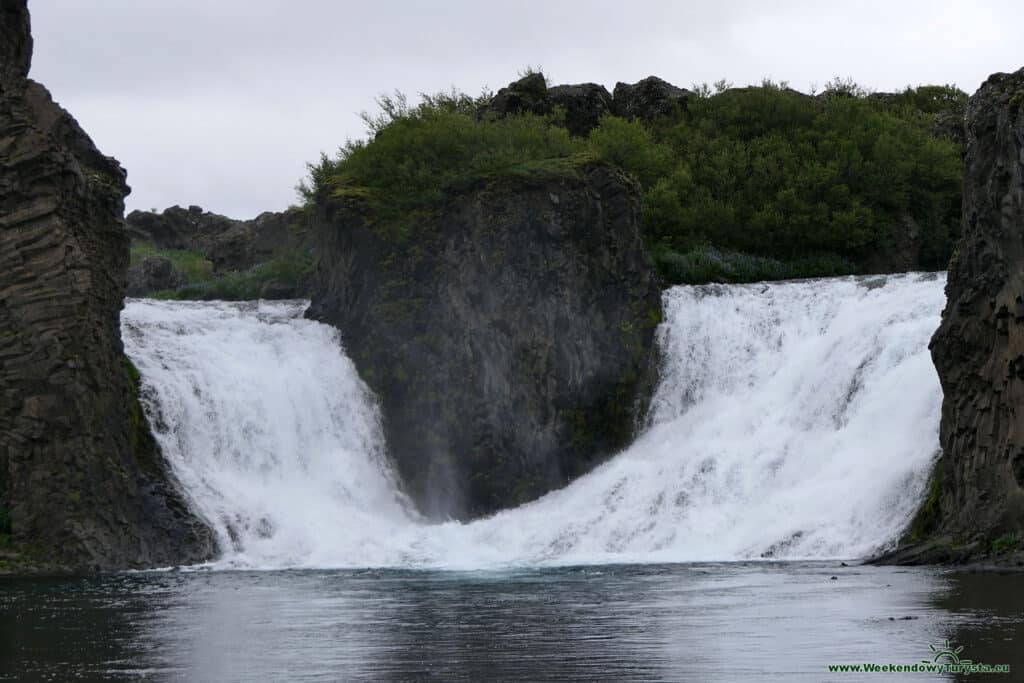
[2,563,1021,681]
[937,572,1024,681]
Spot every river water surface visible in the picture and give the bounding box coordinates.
[2,563,1021,681]
[6,276,1018,680]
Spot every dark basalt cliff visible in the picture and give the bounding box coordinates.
[882,67,1024,566]
[306,166,662,519]
[0,0,213,571]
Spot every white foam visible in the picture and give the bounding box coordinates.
[122,273,945,569]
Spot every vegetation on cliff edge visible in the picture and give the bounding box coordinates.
[130,243,312,300]
[299,75,964,284]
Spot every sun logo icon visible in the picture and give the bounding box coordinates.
[923,639,972,666]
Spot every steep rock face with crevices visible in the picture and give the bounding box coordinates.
[928,67,1024,538]
[306,166,662,519]
[0,0,213,571]
[881,68,1024,566]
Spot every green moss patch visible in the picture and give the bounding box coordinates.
[909,463,943,542]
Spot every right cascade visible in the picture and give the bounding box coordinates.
[456,274,946,565]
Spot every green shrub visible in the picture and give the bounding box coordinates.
[130,242,213,283]
[910,464,943,542]
[990,533,1020,555]
[654,246,856,285]
[298,90,587,217]
[153,250,314,301]
[587,116,675,188]
[299,75,964,283]
[649,88,962,268]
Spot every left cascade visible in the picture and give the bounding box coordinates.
[0,0,213,572]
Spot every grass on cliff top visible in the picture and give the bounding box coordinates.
[166,251,313,301]
[299,75,963,283]
[130,244,313,301]
[130,242,213,283]
[298,89,590,218]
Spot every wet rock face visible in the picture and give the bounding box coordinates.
[929,67,1024,540]
[0,0,213,571]
[306,166,662,519]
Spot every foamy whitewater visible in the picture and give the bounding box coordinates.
[121,273,945,569]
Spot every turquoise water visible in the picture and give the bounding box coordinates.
[2,562,1020,681]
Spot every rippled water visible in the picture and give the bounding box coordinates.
[7,276,1008,680]
[2,563,1021,681]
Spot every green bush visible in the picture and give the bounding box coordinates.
[130,242,213,282]
[654,246,855,284]
[630,85,962,272]
[131,238,314,301]
[299,76,965,284]
[990,533,1020,555]
[297,90,587,217]
[152,250,314,301]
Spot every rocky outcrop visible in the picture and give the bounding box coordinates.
[127,255,186,297]
[548,83,614,137]
[306,166,662,519]
[0,0,213,571]
[1,0,30,87]
[612,76,691,121]
[484,74,688,136]
[126,204,315,275]
[484,72,552,119]
[881,68,1024,565]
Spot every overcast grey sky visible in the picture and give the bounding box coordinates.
[26,0,1024,219]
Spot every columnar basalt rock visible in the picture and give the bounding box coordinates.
[893,67,1024,565]
[306,166,662,519]
[0,0,213,571]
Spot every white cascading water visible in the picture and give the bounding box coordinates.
[122,273,946,569]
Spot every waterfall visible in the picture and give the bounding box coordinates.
[122,273,945,569]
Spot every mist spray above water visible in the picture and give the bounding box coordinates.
[122,273,945,569]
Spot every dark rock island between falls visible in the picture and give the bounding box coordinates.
[305,165,662,519]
